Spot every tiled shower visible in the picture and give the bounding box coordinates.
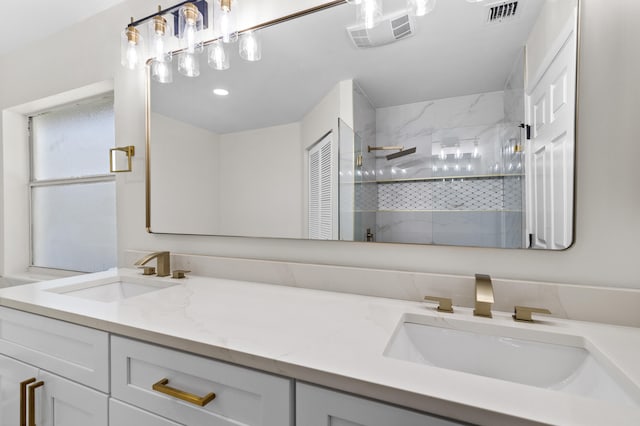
[346,53,526,248]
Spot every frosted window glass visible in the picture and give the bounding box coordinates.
[32,97,114,180]
[32,182,116,272]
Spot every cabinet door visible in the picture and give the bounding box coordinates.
[34,371,108,426]
[0,354,38,425]
[296,383,463,426]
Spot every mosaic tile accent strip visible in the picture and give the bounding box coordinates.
[376,176,522,211]
[355,182,378,211]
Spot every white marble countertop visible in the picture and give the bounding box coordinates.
[0,268,639,426]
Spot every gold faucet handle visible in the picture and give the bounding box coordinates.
[138,266,156,275]
[172,269,191,279]
[513,306,551,322]
[424,296,454,313]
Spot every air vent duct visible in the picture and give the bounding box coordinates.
[347,9,416,48]
[487,1,519,23]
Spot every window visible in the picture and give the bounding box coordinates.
[29,95,117,273]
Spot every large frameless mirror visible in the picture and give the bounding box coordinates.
[146,0,579,250]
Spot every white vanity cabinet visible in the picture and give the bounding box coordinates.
[110,336,293,426]
[0,354,37,425]
[296,383,464,426]
[0,307,109,426]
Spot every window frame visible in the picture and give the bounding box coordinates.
[27,95,117,273]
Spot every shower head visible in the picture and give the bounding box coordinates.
[386,147,416,160]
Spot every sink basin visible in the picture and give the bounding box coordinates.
[48,278,175,303]
[384,314,639,406]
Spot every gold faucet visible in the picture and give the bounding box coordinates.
[474,274,494,318]
[134,251,171,277]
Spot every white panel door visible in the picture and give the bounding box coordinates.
[526,11,577,249]
[0,354,38,426]
[296,383,463,426]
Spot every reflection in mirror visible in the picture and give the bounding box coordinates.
[147,0,578,250]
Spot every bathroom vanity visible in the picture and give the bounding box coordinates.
[0,268,638,426]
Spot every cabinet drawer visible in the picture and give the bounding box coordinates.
[296,383,464,426]
[111,336,293,426]
[0,307,108,392]
[110,399,183,426]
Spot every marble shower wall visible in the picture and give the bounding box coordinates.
[348,89,525,248]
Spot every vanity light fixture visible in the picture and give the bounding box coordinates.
[120,1,263,78]
[239,30,262,61]
[121,19,144,70]
[215,0,238,43]
[407,0,436,17]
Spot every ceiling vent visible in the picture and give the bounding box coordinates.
[347,10,416,49]
[487,1,519,23]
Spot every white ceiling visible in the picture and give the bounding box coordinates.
[0,0,128,56]
[152,0,545,135]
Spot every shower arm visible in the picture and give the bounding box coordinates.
[367,145,404,152]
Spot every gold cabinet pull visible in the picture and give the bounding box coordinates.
[28,381,44,426]
[423,296,454,313]
[152,378,216,407]
[19,378,36,426]
[513,306,552,322]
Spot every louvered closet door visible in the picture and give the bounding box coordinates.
[308,133,333,239]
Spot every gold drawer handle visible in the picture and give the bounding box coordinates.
[28,381,44,426]
[152,378,216,407]
[20,378,36,426]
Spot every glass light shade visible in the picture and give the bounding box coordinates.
[208,40,230,70]
[148,15,171,61]
[358,0,382,29]
[178,3,204,53]
[408,0,436,17]
[120,26,144,70]
[239,31,261,62]
[215,0,238,43]
[178,52,200,77]
[151,55,173,83]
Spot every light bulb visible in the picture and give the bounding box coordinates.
[121,25,144,70]
[151,56,173,83]
[185,24,196,53]
[359,0,382,29]
[126,42,138,69]
[179,3,203,53]
[149,15,170,61]
[216,0,238,44]
[408,0,436,17]
[178,52,200,77]
[239,31,262,62]
[208,40,230,70]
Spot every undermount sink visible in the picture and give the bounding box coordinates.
[47,278,175,303]
[384,314,640,407]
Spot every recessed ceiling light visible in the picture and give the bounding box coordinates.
[213,88,229,96]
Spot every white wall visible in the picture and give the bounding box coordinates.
[218,122,303,238]
[527,0,578,80]
[1,0,640,290]
[301,80,353,239]
[150,112,220,235]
